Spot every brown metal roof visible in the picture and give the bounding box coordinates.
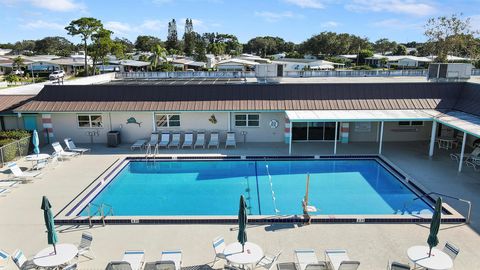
[0,95,35,114]
[15,82,465,112]
[453,82,480,116]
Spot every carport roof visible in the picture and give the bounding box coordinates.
[286,109,440,122]
[434,111,480,138]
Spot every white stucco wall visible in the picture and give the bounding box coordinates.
[2,116,23,130]
[348,121,433,142]
[230,112,285,142]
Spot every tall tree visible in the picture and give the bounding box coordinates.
[373,38,397,55]
[300,32,371,57]
[113,38,135,54]
[89,28,113,75]
[183,18,195,56]
[134,35,162,52]
[35,36,74,56]
[149,44,168,71]
[12,56,24,71]
[13,40,36,55]
[194,34,207,62]
[65,17,103,76]
[424,13,478,62]
[166,19,179,52]
[393,44,407,55]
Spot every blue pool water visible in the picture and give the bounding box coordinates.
[79,159,433,216]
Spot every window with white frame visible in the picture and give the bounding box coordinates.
[235,114,260,127]
[155,114,181,127]
[398,121,424,126]
[77,115,103,128]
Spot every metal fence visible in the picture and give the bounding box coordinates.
[284,69,429,77]
[0,136,31,166]
[115,71,256,79]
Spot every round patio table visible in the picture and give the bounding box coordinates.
[224,242,264,269]
[407,245,453,270]
[33,244,78,268]
[25,154,51,169]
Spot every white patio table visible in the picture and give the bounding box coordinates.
[407,245,453,270]
[224,242,264,269]
[25,153,51,170]
[33,243,78,269]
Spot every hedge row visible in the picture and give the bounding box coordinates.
[0,130,32,163]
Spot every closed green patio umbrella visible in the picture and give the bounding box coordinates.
[41,196,58,254]
[32,130,39,155]
[427,197,442,257]
[237,195,248,252]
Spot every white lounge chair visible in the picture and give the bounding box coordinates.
[443,242,460,261]
[0,249,9,269]
[144,261,176,270]
[295,249,319,270]
[325,249,359,270]
[168,133,181,149]
[106,250,145,270]
[52,142,78,160]
[256,250,282,270]
[212,236,227,266]
[158,132,170,148]
[194,132,205,149]
[64,138,90,154]
[466,156,480,171]
[131,139,147,151]
[76,232,95,259]
[147,133,159,148]
[208,132,220,149]
[0,180,19,188]
[161,250,182,270]
[450,147,480,162]
[182,133,194,148]
[12,249,36,270]
[225,132,236,149]
[0,188,10,197]
[7,162,41,182]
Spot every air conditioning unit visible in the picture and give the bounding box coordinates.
[428,63,472,81]
[255,64,282,83]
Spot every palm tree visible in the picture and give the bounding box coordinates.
[12,56,24,71]
[149,44,167,71]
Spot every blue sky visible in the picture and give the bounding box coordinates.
[0,0,479,44]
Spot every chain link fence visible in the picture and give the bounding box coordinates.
[0,136,31,167]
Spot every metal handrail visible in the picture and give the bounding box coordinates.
[405,192,472,224]
[87,203,115,227]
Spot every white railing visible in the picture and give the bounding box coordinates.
[284,69,429,77]
[115,71,256,79]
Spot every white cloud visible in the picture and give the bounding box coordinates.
[140,20,166,31]
[372,19,422,30]
[30,0,85,12]
[321,21,340,28]
[105,21,133,36]
[346,0,436,16]
[254,11,297,22]
[23,20,65,30]
[284,0,324,9]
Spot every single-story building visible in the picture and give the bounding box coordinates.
[0,95,35,130]
[216,59,259,71]
[10,81,480,172]
[273,58,344,71]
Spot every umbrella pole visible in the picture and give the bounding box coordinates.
[53,243,57,255]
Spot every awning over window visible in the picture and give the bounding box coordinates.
[285,110,439,122]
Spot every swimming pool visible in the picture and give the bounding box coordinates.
[78,158,433,216]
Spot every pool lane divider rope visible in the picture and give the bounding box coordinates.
[265,164,280,215]
[254,161,261,215]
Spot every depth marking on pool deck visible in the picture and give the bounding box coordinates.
[254,161,261,215]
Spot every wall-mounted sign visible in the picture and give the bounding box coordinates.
[269,119,279,129]
[354,122,371,132]
[126,117,142,127]
[209,114,218,124]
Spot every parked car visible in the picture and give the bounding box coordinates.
[49,70,65,80]
[12,70,24,75]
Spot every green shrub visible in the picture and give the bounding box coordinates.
[0,130,31,141]
[351,65,373,70]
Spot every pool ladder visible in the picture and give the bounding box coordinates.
[403,192,471,223]
[145,143,159,161]
[87,203,114,227]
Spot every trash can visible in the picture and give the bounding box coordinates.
[107,131,121,147]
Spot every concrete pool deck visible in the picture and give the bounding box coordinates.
[0,141,479,269]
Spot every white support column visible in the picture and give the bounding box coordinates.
[458,132,467,172]
[288,122,293,155]
[378,121,384,155]
[228,112,231,132]
[152,112,156,132]
[429,121,437,157]
[334,121,338,155]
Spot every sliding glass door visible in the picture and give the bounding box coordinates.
[291,122,339,141]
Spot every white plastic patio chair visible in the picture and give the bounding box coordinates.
[51,141,78,160]
[182,133,194,148]
[208,132,220,149]
[443,242,460,261]
[325,249,359,270]
[295,249,319,270]
[64,138,90,154]
[158,133,170,148]
[7,162,41,182]
[194,132,205,149]
[168,133,181,149]
[256,250,282,270]
[161,250,182,270]
[212,236,227,266]
[76,232,95,259]
[12,249,36,270]
[225,132,236,149]
[387,261,410,270]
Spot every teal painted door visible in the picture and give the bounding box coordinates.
[23,115,37,131]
